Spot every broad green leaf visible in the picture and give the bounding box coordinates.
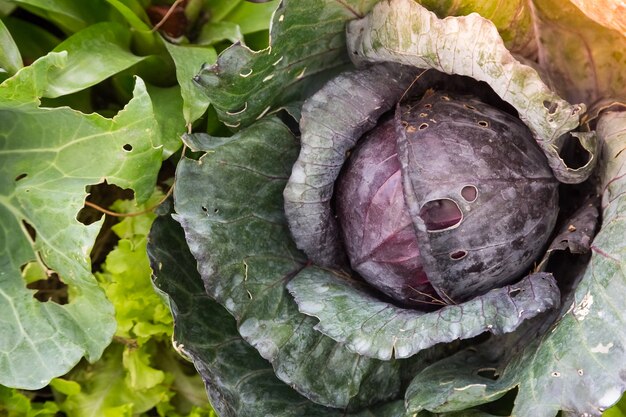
[1,17,60,64]
[346,0,598,184]
[0,18,23,75]
[173,117,402,409]
[531,0,626,108]
[162,42,215,124]
[220,0,279,35]
[105,0,160,53]
[0,52,162,389]
[196,21,243,46]
[288,268,559,360]
[145,84,184,158]
[194,0,380,128]
[46,22,147,98]
[10,0,111,33]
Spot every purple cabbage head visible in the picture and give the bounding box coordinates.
[335,91,559,306]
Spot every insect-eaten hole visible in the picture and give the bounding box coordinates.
[440,95,451,101]
[464,104,476,110]
[420,198,463,231]
[543,100,558,114]
[509,288,522,298]
[450,250,467,260]
[27,272,69,304]
[477,120,489,128]
[424,103,432,109]
[558,133,591,170]
[76,181,135,226]
[477,368,499,381]
[21,220,37,242]
[15,173,28,182]
[419,123,429,130]
[461,185,478,202]
[122,144,133,152]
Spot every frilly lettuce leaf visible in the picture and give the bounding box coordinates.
[346,0,598,184]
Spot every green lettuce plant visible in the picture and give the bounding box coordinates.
[147,0,626,416]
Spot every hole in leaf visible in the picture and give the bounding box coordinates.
[201,206,208,212]
[76,181,134,226]
[27,273,69,305]
[420,199,463,231]
[477,368,499,380]
[22,220,36,242]
[15,173,28,182]
[419,123,428,130]
[123,144,133,152]
[424,103,432,109]
[450,250,467,260]
[509,288,521,298]
[478,120,489,128]
[558,134,591,169]
[543,100,558,114]
[461,185,478,202]
[441,95,450,101]
[464,104,476,110]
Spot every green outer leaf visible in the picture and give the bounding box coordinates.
[0,53,162,389]
[46,22,146,98]
[148,214,342,417]
[194,0,380,128]
[162,42,215,125]
[173,117,402,409]
[346,0,598,184]
[288,268,559,360]
[0,18,23,75]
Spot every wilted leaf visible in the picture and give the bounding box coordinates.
[173,117,402,408]
[347,0,598,184]
[0,52,162,389]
